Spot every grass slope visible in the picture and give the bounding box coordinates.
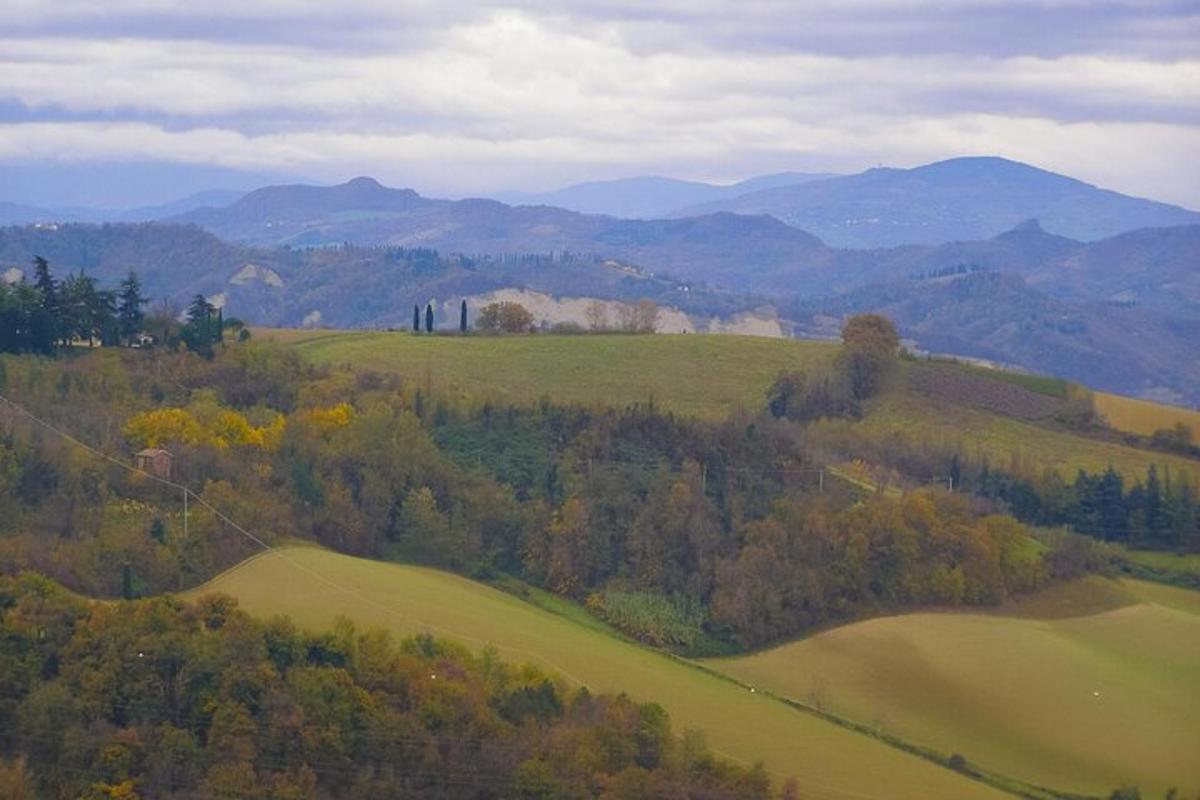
[266,330,835,419]
[852,389,1196,478]
[264,329,1198,479]
[1095,392,1200,439]
[704,577,1200,797]
[185,546,1008,800]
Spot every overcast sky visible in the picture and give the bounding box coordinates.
[1,0,1198,207]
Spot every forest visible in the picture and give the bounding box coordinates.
[0,326,1111,653]
[0,572,774,799]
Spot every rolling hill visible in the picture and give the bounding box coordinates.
[262,329,1200,479]
[181,546,1013,800]
[188,547,1200,798]
[2,214,1198,402]
[675,156,1200,247]
[705,577,1200,797]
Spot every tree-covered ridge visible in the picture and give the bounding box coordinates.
[0,340,1089,652]
[0,573,773,799]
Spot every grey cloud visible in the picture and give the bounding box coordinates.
[0,1,1196,207]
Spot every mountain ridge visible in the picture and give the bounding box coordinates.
[2,218,1198,404]
[673,156,1200,246]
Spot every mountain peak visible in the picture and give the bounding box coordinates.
[343,176,384,190]
[1012,218,1044,233]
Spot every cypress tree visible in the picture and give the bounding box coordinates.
[413,304,420,332]
[30,256,59,352]
[425,303,433,333]
[116,271,147,345]
[121,561,134,600]
[460,299,468,333]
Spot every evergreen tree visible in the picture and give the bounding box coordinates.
[121,561,134,600]
[32,257,57,310]
[181,294,217,357]
[425,302,434,333]
[413,304,421,332]
[117,271,148,344]
[460,299,468,333]
[60,272,116,346]
[1097,467,1127,542]
[29,256,59,352]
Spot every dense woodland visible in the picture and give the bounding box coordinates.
[0,573,775,799]
[0,324,1106,652]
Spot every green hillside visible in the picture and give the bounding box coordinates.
[264,329,836,418]
[264,328,1198,479]
[704,577,1200,797]
[185,546,1009,800]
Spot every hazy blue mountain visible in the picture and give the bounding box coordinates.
[168,177,1200,318]
[5,214,1199,402]
[787,271,1200,405]
[171,178,836,289]
[495,172,836,218]
[119,189,246,221]
[0,222,744,330]
[0,202,60,226]
[674,157,1200,247]
[0,161,306,211]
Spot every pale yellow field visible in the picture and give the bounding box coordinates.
[185,546,1009,800]
[1096,391,1200,439]
[704,577,1200,797]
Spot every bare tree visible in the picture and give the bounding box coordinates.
[585,300,609,332]
[619,299,659,333]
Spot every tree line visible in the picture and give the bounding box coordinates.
[0,256,248,358]
[403,299,662,336]
[0,257,148,354]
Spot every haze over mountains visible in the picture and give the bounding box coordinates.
[676,157,1200,247]
[494,172,837,219]
[1,155,1198,403]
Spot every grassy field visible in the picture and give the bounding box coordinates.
[1096,391,1200,439]
[262,329,835,419]
[185,546,1009,800]
[853,389,1198,478]
[704,577,1200,797]
[263,328,1199,479]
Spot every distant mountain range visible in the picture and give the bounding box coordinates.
[0,190,246,226]
[674,157,1200,247]
[2,215,1197,404]
[493,172,837,219]
[2,155,1198,403]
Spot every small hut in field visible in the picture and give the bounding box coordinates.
[135,448,173,479]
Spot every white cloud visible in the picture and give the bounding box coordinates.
[0,3,1197,206]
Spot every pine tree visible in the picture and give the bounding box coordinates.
[32,257,57,310]
[413,304,421,332]
[460,299,468,333]
[425,303,434,333]
[29,256,59,352]
[1144,465,1164,546]
[182,294,217,357]
[117,271,148,344]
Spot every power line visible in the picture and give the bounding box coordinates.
[0,390,992,800]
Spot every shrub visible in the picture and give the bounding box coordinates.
[477,302,536,334]
[590,589,707,649]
